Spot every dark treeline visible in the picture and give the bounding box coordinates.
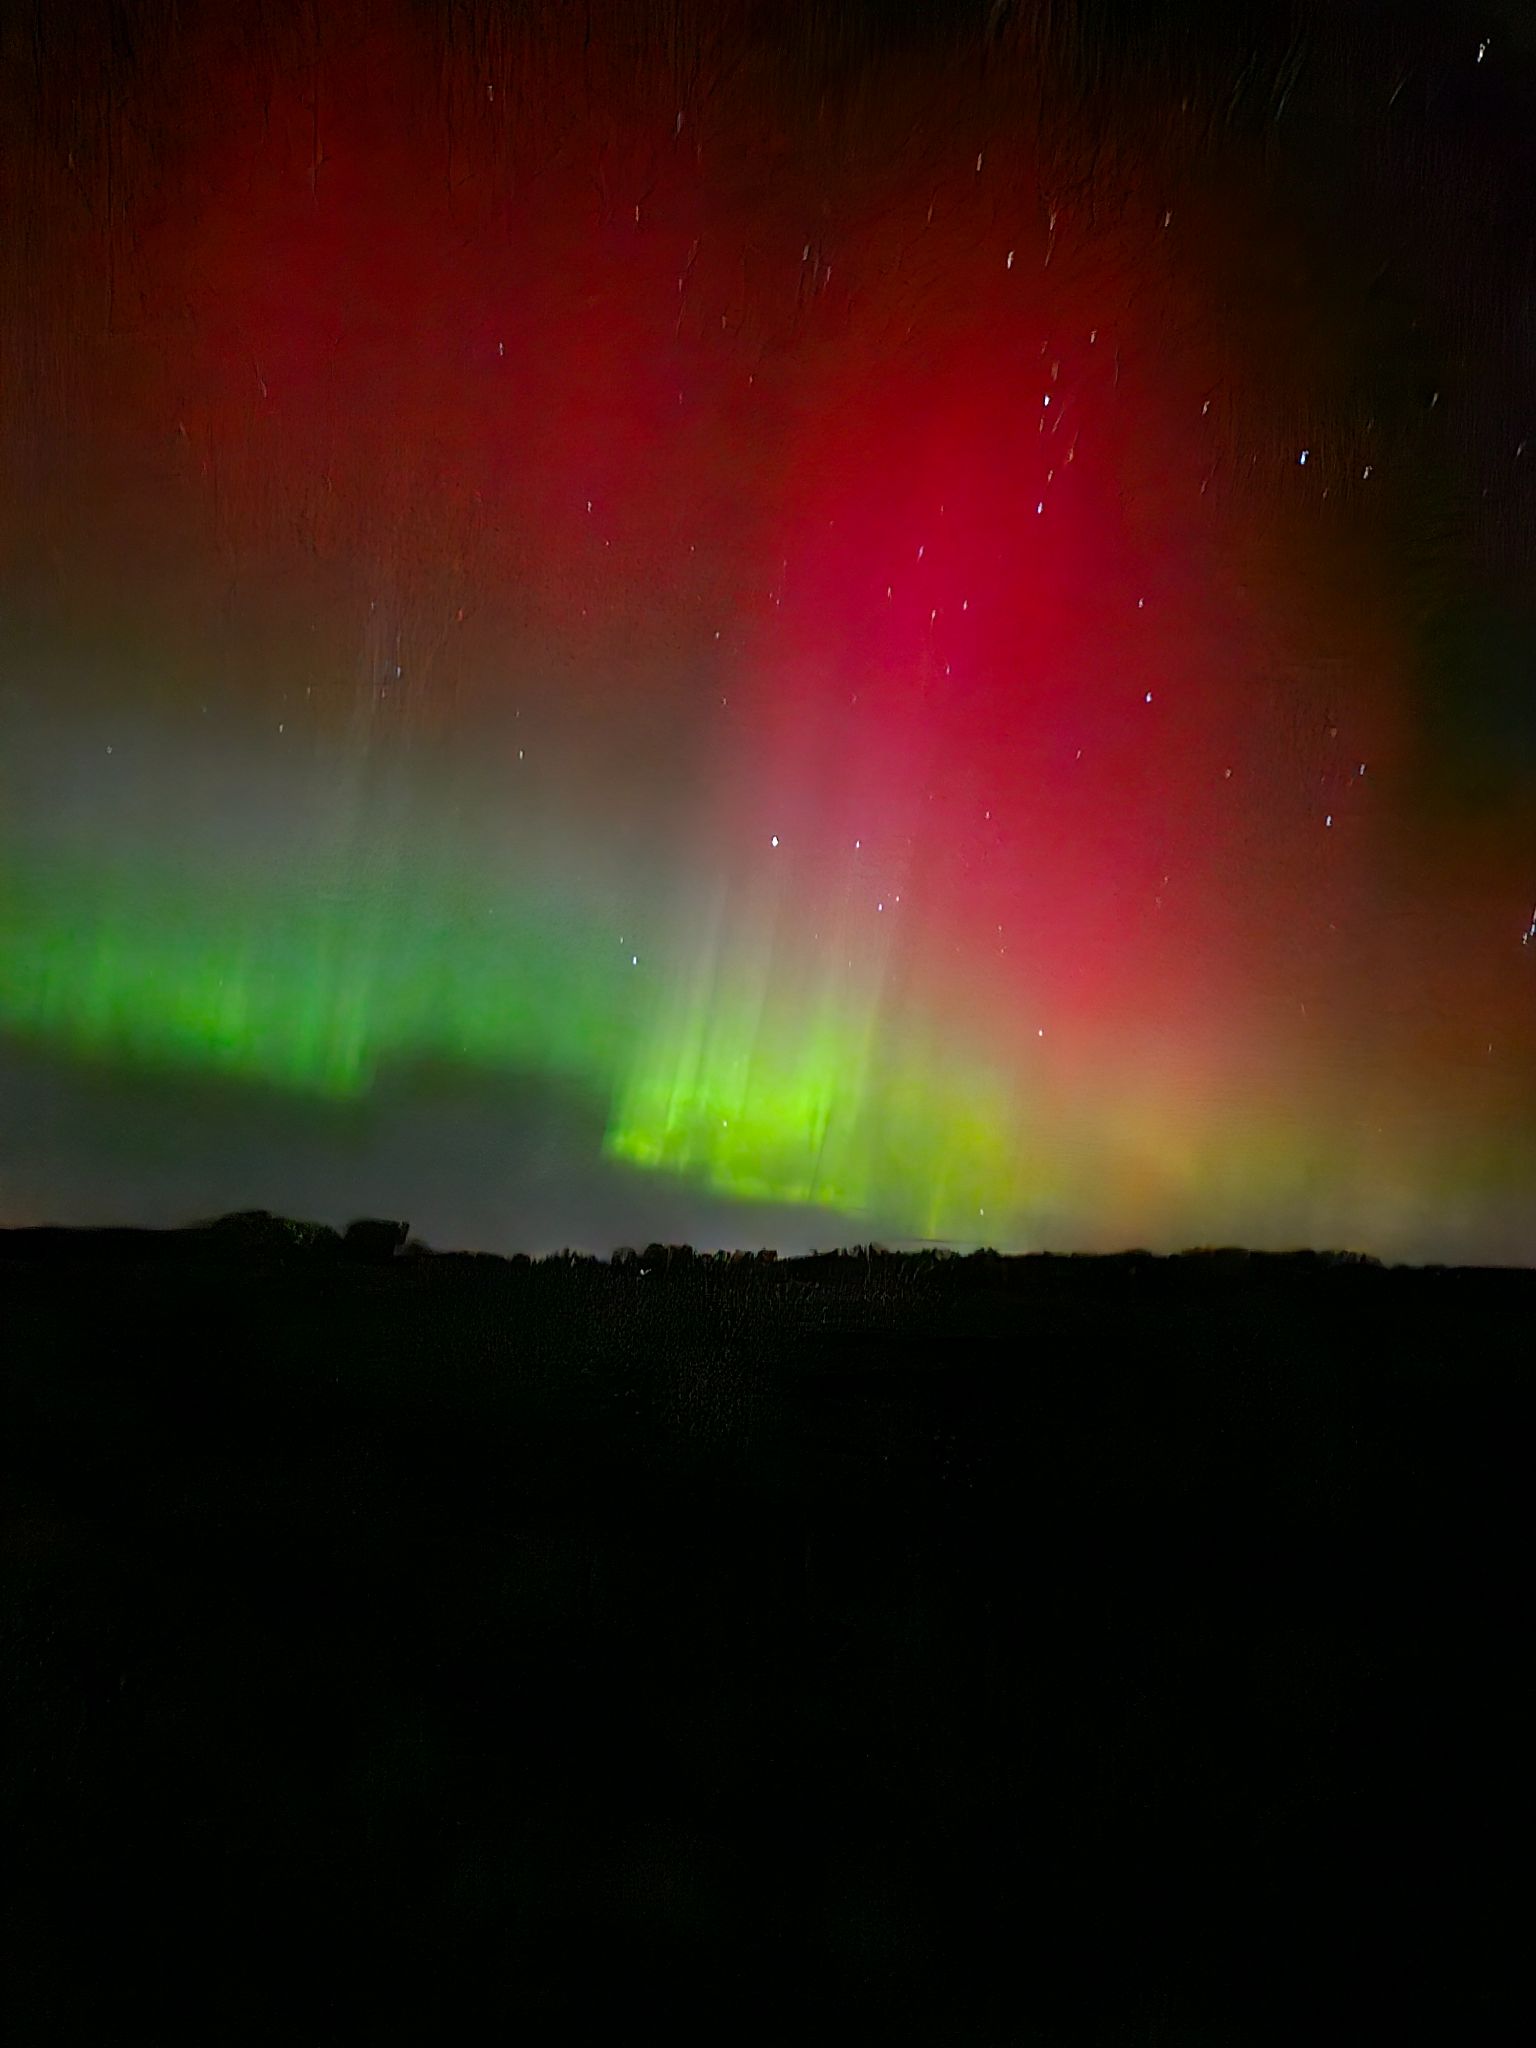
[2,1205,1402,1269]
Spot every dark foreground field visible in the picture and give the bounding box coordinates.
[3,1224,1529,2044]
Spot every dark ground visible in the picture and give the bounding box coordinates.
[3,1225,1529,2043]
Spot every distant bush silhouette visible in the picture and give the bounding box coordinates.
[342,1218,410,1264]
[202,1209,343,1257]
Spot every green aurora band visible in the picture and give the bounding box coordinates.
[1,842,1032,1241]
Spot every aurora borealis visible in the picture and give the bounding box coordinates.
[2,1,1533,1259]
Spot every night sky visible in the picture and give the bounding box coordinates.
[2,0,1533,1260]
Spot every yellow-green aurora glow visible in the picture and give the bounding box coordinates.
[1,837,1035,1241]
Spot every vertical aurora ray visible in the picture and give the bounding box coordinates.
[603,857,1030,1237]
